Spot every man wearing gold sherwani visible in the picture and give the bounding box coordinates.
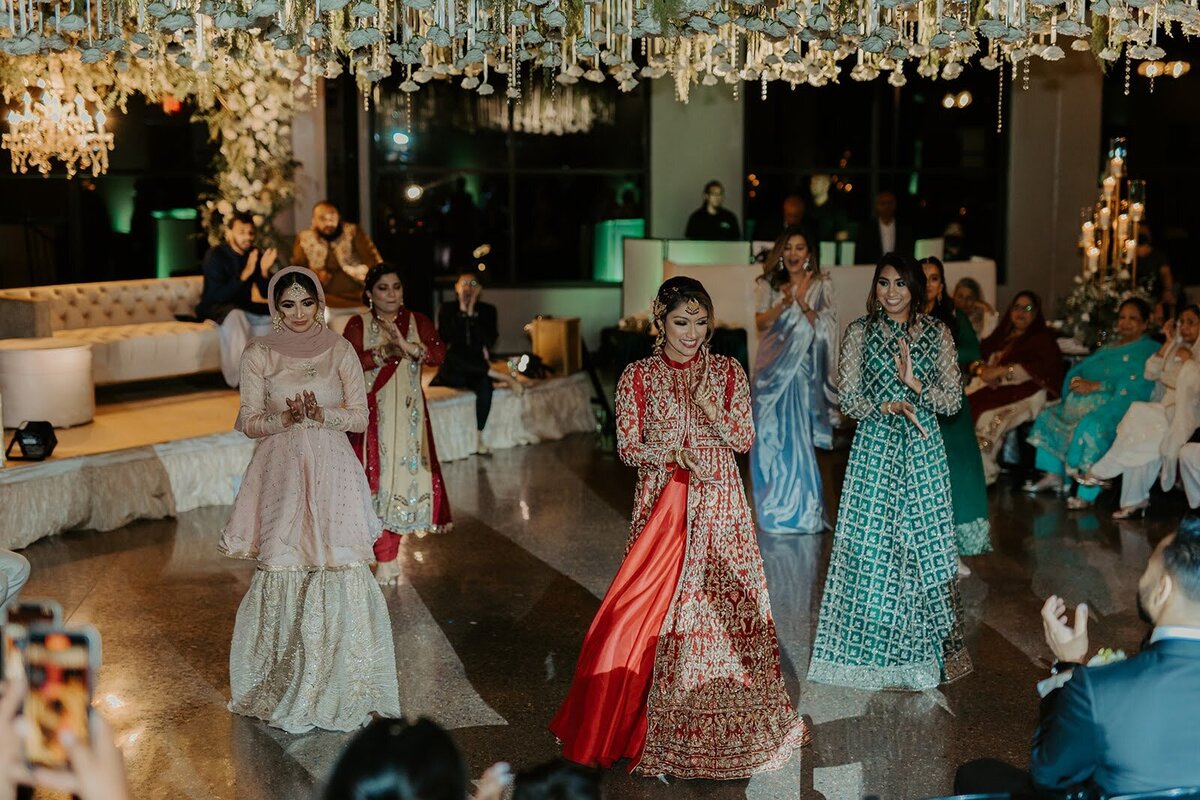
[291,200,383,306]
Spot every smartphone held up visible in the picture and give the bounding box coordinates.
[23,626,101,771]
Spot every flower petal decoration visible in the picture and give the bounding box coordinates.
[56,14,89,32]
[318,0,352,11]
[158,11,194,31]
[346,26,385,48]
[978,18,1009,38]
[145,2,171,17]
[543,8,567,27]
[349,0,380,16]
[214,10,246,28]
[249,0,281,17]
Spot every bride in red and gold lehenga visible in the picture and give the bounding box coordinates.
[550,277,808,780]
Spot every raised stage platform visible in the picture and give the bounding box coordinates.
[0,372,597,550]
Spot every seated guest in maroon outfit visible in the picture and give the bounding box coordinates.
[967,290,1064,483]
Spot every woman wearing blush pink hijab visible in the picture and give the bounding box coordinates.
[219,266,401,734]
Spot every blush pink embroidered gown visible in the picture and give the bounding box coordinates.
[219,337,402,733]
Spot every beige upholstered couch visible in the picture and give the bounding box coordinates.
[0,277,219,385]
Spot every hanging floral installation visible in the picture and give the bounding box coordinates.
[0,45,308,243]
[0,0,1193,104]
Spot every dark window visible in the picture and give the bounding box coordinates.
[370,71,649,286]
[1101,37,1200,285]
[744,69,1009,273]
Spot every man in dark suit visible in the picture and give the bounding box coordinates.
[956,512,1200,797]
[854,190,913,264]
[431,271,502,454]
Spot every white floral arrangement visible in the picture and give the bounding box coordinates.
[1057,270,1154,350]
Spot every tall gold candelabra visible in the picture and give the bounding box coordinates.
[1078,137,1146,287]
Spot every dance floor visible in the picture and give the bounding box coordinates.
[16,433,1185,799]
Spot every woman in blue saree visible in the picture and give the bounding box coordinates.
[1024,297,1158,507]
[750,226,839,534]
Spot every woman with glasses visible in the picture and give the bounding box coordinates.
[1085,304,1200,519]
[1022,298,1159,509]
[966,291,1065,484]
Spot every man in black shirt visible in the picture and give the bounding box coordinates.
[198,211,277,387]
[685,180,741,241]
[431,272,504,454]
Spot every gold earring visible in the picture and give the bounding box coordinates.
[272,314,284,333]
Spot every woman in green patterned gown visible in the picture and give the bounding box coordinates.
[808,254,972,691]
[921,257,992,572]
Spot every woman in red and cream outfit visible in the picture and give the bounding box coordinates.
[343,264,452,585]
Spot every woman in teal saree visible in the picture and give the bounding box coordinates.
[1024,297,1158,508]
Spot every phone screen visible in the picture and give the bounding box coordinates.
[24,629,94,771]
[5,601,60,630]
[2,600,63,680]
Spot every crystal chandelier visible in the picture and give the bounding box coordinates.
[480,84,616,136]
[2,80,114,178]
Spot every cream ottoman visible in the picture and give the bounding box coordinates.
[0,339,94,428]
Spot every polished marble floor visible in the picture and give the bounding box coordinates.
[17,433,1187,800]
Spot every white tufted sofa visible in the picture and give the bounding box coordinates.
[0,277,219,385]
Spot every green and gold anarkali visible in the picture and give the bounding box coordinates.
[808,313,973,691]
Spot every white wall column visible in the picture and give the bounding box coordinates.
[1004,52,1103,311]
[649,81,745,240]
[289,79,328,237]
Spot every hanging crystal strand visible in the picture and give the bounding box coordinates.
[606,0,612,52]
[84,0,92,43]
[996,53,1004,132]
[731,30,739,100]
[628,0,638,62]
[1022,50,1029,89]
[1123,46,1131,95]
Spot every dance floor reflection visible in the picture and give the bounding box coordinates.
[17,434,1186,799]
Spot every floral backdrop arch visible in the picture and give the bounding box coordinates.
[0,44,309,245]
